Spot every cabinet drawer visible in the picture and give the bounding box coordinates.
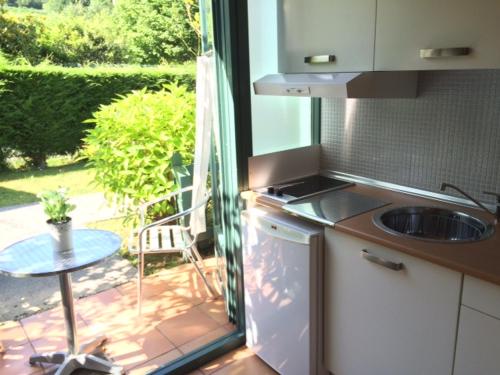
[462,276,500,319]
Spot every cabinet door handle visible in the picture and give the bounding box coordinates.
[420,47,471,59]
[361,249,403,271]
[304,54,336,64]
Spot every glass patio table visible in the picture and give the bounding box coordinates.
[0,229,123,375]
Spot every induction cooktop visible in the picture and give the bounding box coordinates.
[256,175,354,203]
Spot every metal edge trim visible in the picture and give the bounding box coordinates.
[320,170,497,212]
[282,206,335,227]
[286,183,355,203]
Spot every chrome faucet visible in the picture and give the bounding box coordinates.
[440,183,500,221]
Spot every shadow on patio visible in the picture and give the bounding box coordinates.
[0,258,235,374]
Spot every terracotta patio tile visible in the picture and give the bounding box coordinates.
[20,307,87,344]
[223,322,237,332]
[151,259,221,299]
[138,290,200,324]
[156,307,219,347]
[116,275,205,319]
[127,348,182,375]
[178,326,230,355]
[0,321,28,349]
[30,319,91,354]
[103,326,175,370]
[79,292,192,338]
[155,262,195,276]
[0,343,42,375]
[196,298,229,325]
[210,350,278,375]
[200,347,255,375]
[79,301,144,335]
[117,276,171,299]
[75,287,134,322]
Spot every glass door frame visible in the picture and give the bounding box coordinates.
[151,0,252,373]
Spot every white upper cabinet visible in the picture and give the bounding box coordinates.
[375,0,500,70]
[277,0,376,73]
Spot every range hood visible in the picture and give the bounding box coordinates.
[253,71,418,98]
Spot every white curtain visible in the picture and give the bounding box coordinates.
[190,54,216,236]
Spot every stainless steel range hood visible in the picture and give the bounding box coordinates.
[253,71,418,98]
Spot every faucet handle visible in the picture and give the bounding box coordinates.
[483,191,500,204]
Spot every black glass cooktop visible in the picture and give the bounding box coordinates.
[265,175,353,201]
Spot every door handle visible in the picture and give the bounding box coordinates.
[304,54,336,64]
[420,47,471,59]
[361,249,403,271]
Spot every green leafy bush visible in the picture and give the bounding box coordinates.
[0,1,200,65]
[37,12,127,65]
[82,83,195,214]
[0,12,45,64]
[0,10,126,65]
[115,0,199,64]
[0,64,195,167]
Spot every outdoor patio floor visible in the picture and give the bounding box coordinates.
[0,258,275,375]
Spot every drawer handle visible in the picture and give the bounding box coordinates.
[420,47,471,59]
[361,249,403,271]
[304,54,336,64]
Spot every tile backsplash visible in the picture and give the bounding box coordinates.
[321,70,500,204]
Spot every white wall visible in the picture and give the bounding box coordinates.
[248,0,311,156]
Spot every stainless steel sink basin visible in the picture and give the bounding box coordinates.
[373,206,495,242]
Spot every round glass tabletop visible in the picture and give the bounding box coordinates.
[0,229,122,277]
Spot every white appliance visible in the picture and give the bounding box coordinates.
[242,206,324,375]
[253,71,418,98]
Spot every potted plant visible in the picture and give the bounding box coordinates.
[37,188,76,252]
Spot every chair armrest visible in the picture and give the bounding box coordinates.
[137,193,210,248]
[138,186,194,225]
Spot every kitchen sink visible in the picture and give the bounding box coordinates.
[373,206,495,242]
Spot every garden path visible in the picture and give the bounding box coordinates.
[0,193,136,321]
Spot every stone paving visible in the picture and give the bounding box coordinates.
[0,193,136,321]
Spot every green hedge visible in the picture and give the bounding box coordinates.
[0,64,195,167]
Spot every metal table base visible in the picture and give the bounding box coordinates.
[30,352,121,375]
[29,274,123,374]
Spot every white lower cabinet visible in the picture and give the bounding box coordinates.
[454,306,500,375]
[454,276,500,375]
[324,229,462,375]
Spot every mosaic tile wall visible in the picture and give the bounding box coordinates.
[321,70,500,204]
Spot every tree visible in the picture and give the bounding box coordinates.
[115,0,199,64]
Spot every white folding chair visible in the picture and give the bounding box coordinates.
[129,186,216,315]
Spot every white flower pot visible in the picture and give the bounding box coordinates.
[47,218,73,252]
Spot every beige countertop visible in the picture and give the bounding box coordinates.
[243,184,500,286]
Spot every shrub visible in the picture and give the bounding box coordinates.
[0,64,195,167]
[0,12,45,64]
[82,83,195,215]
[37,13,127,65]
[114,0,199,64]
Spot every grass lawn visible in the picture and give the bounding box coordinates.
[0,156,100,208]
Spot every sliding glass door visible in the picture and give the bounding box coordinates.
[151,0,252,373]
